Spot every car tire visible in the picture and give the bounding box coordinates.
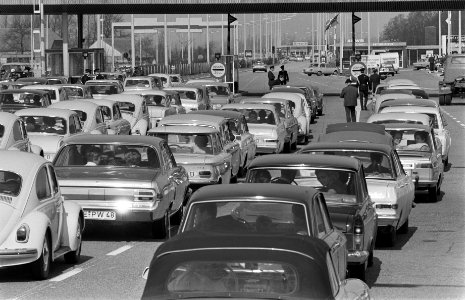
[170,205,184,226]
[317,71,323,76]
[439,95,446,105]
[304,135,309,145]
[446,95,452,105]
[349,263,366,282]
[307,73,312,76]
[444,157,449,167]
[367,242,375,267]
[386,226,397,247]
[398,218,409,234]
[283,141,291,153]
[333,70,338,75]
[151,213,168,239]
[32,234,51,280]
[253,70,255,73]
[318,109,323,116]
[428,186,438,202]
[291,138,298,150]
[64,218,82,264]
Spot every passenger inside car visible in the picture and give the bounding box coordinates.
[193,135,212,154]
[85,147,102,166]
[247,110,258,123]
[193,203,217,229]
[167,262,230,292]
[125,149,142,167]
[254,169,272,183]
[364,153,392,175]
[390,131,403,146]
[315,169,348,194]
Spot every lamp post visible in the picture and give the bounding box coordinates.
[206,14,210,64]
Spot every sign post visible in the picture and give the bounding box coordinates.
[210,62,226,79]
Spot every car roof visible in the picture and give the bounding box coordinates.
[301,142,393,153]
[378,93,416,100]
[379,99,438,108]
[221,103,277,111]
[85,80,120,85]
[325,122,386,135]
[318,131,393,145]
[16,77,47,83]
[49,100,99,111]
[55,84,87,88]
[189,183,319,204]
[387,79,417,86]
[0,89,49,95]
[148,73,169,77]
[84,98,117,106]
[123,90,167,96]
[159,113,225,125]
[15,107,77,118]
[188,109,243,119]
[0,150,48,175]
[21,85,60,90]
[380,106,438,114]
[163,86,199,92]
[368,112,431,122]
[148,125,217,134]
[62,134,164,146]
[103,94,143,103]
[263,92,302,101]
[240,97,289,104]
[383,123,432,130]
[271,87,305,94]
[249,154,361,171]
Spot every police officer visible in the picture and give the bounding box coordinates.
[267,66,276,90]
[369,68,381,94]
[81,69,91,84]
[357,68,369,110]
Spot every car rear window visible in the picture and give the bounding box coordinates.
[20,116,67,134]
[0,171,22,197]
[0,93,43,106]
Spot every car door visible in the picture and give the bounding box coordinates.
[392,151,412,227]
[220,123,241,177]
[36,165,62,251]
[239,115,256,165]
[162,142,188,211]
[47,164,65,250]
[94,107,108,134]
[159,143,178,211]
[113,103,131,134]
[438,110,451,157]
[357,169,377,252]
[313,193,347,280]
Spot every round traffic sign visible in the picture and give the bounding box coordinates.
[210,62,226,78]
[349,61,367,82]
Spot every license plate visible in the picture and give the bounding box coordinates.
[84,210,116,220]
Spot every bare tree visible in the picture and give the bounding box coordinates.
[103,14,124,38]
[1,16,31,53]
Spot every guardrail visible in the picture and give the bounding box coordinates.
[140,62,211,76]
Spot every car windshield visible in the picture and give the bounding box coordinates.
[0,171,22,197]
[166,260,298,296]
[150,133,214,154]
[72,110,87,122]
[170,76,180,83]
[206,86,229,96]
[224,108,276,125]
[0,124,4,140]
[143,95,166,106]
[0,93,43,106]
[304,150,394,180]
[183,201,309,235]
[125,79,150,88]
[54,144,160,168]
[176,90,197,100]
[47,79,62,85]
[247,168,358,203]
[118,102,135,112]
[21,116,67,135]
[63,87,84,98]
[87,85,118,95]
[371,119,425,125]
[386,129,434,152]
[34,89,56,100]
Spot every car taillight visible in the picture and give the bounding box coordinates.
[16,224,30,243]
[199,171,211,178]
[134,189,159,201]
[354,216,364,250]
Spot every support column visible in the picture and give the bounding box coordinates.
[40,0,45,76]
[111,23,115,71]
[164,14,168,69]
[131,14,135,71]
[62,13,69,77]
[78,14,83,49]
[252,14,256,60]
[206,15,210,64]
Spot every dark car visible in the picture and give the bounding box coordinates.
[438,54,465,105]
[252,60,267,72]
[178,183,348,281]
[381,87,429,99]
[301,141,415,247]
[319,122,394,146]
[142,232,370,300]
[246,155,378,281]
[0,89,52,113]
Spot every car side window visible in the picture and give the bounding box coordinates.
[47,165,59,194]
[74,116,82,132]
[163,143,177,168]
[142,101,148,114]
[160,144,173,171]
[317,194,333,232]
[96,108,104,124]
[20,119,27,139]
[12,120,23,141]
[314,199,327,238]
[36,166,52,200]
[69,117,76,134]
[326,253,340,297]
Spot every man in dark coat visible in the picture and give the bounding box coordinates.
[428,56,435,72]
[340,79,358,122]
[81,69,91,84]
[369,68,381,94]
[278,65,289,85]
[268,65,276,90]
[357,68,369,110]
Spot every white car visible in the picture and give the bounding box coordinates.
[49,100,108,134]
[0,151,83,279]
[21,85,69,104]
[163,86,210,112]
[84,98,131,135]
[380,106,451,165]
[148,73,183,88]
[0,112,43,155]
[262,92,310,144]
[123,90,178,128]
[15,108,85,161]
[372,93,416,114]
[367,112,433,127]
[103,94,150,135]
[123,76,158,91]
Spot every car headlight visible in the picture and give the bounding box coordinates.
[16,224,30,243]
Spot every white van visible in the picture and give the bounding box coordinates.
[379,52,400,74]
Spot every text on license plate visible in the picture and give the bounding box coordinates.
[84,210,116,220]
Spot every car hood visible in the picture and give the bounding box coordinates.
[247,123,277,136]
[0,201,21,246]
[173,153,216,165]
[28,134,63,153]
[210,95,229,104]
[55,167,159,188]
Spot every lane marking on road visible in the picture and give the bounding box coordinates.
[106,245,133,256]
[442,110,465,128]
[49,268,83,282]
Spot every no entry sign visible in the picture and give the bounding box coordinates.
[210,62,226,78]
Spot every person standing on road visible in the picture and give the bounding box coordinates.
[81,69,91,84]
[340,79,358,122]
[369,68,381,94]
[357,68,369,110]
[428,56,435,72]
[278,65,289,85]
[268,66,276,90]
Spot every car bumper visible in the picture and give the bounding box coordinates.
[376,213,399,228]
[415,179,438,189]
[256,144,280,154]
[0,248,38,267]
[347,250,370,264]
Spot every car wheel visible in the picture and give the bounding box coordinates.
[439,95,446,105]
[291,138,298,150]
[283,141,291,153]
[349,263,366,282]
[318,109,323,116]
[398,218,409,234]
[253,70,255,73]
[444,157,449,167]
[64,218,82,264]
[304,134,309,145]
[445,95,452,105]
[32,234,51,280]
[317,71,322,76]
[170,205,184,226]
[367,242,375,267]
[428,186,438,202]
[151,213,168,239]
[307,73,312,76]
[385,226,397,247]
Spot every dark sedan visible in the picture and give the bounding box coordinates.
[141,232,370,300]
[246,154,378,281]
[178,183,348,281]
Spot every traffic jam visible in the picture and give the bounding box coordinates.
[0,53,459,300]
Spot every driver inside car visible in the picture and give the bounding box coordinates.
[315,169,348,194]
